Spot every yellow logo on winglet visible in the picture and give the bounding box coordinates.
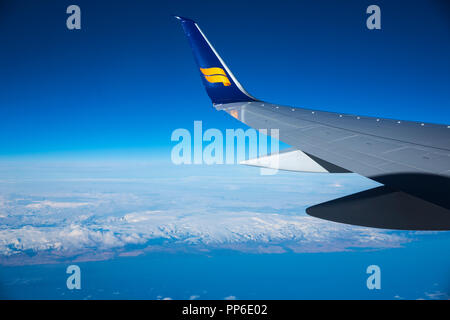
[200,67,231,86]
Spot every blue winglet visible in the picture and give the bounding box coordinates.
[175,16,257,104]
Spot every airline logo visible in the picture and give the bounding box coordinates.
[200,67,231,86]
[229,109,239,119]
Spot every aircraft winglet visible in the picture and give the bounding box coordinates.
[175,16,257,104]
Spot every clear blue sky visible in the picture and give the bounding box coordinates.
[0,0,449,156]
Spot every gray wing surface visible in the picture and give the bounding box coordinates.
[217,102,450,230]
[217,102,450,178]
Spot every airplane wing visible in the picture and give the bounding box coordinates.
[175,16,450,230]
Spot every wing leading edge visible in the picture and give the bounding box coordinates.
[175,16,450,230]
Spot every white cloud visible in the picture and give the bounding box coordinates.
[122,211,163,223]
[424,291,449,300]
[26,201,90,209]
[0,209,407,258]
[224,295,236,300]
[0,164,418,265]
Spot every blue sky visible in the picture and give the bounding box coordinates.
[0,0,449,157]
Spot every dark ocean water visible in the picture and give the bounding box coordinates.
[1,234,449,300]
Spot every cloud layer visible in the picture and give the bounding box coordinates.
[0,162,414,265]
